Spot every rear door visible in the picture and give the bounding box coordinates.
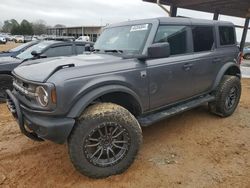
[188,25,218,94]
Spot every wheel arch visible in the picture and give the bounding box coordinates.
[67,85,143,118]
[212,63,241,90]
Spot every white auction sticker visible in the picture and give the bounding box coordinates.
[130,24,149,32]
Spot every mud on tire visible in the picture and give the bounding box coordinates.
[208,75,241,117]
[68,103,142,179]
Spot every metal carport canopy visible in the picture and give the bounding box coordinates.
[143,0,250,18]
[143,0,250,51]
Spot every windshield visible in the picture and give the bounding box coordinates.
[94,24,152,55]
[16,41,52,60]
[10,41,36,52]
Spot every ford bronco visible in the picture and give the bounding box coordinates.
[6,17,241,178]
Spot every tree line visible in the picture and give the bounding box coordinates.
[0,19,50,35]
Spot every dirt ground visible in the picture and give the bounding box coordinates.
[0,43,250,188]
[0,42,20,52]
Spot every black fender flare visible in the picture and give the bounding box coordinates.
[67,84,143,118]
[212,62,241,90]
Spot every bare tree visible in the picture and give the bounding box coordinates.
[0,21,3,31]
[32,20,48,35]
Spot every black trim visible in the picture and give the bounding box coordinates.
[6,90,43,141]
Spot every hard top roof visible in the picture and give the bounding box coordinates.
[107,17,234,28]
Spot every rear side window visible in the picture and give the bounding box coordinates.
[45,45,73,57]
[219,26,235,45]
[154,25,187,55]
[192,26,214,52]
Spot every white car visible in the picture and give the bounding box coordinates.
[76,36,90,42]
[14,35,24,43]
[0,36,7,44]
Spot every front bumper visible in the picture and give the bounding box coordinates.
[6,90,75,144]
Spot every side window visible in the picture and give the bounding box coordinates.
[219,26,235,46]
[44,45,73,57]
[76,45,85,54]
[154,25,187,55]
[192,26,214,52]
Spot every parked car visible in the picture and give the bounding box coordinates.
[24,36,33,43]
[76,36,90,42]
[7,35,15,41]
[14,35,24,43]
[0,40,40,57]
[0,33,13,41]
[0,40,93,100]
[243,46,250,60]
[44,36,76,41]
[6,17,241,178]
[0,36,7,44]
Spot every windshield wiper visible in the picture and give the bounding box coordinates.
[104,49,123,54]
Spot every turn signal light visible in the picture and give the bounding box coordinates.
[51,88,57,104]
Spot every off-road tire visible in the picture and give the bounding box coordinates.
[68,103,142,179]
[0,74,13,102]
[208,75,241,117]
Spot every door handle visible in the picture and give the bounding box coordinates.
[183,63,193,71]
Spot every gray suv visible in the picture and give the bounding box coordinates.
[6,17,241,178]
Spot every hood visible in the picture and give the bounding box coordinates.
[13,53,122,82]
[0,56,22,73]
[0,51,12,57]
[0,56,21,65]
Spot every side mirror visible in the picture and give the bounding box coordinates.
[31,50,41,57]
[148,42,170,59]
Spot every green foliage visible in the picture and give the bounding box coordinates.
[1,19,34,35]
[2,19,19,33]
[19,20,33,35]
[1,18,48,35]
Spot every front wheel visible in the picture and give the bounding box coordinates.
[209,75,241,117]
[68,103,142,178]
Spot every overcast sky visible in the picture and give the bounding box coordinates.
[0,0,249,41]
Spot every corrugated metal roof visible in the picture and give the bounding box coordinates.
[143,0,250,18]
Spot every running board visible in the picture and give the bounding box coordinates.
[138,95,215,127]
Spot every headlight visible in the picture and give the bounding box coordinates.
[36,86,49,107]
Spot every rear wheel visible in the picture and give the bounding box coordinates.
[68,103,142,178]
[0,75,13,102]
[208,75,241,117]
